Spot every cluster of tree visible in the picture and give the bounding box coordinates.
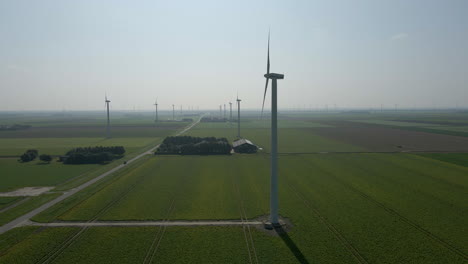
[61,146,125,164]
[18,149,53,163]
[39,154,52,163]
[65,146,125,156]
[0,124,31,131]
[201,117,227,123]
[19,149,38,162]
[156,136,232,155]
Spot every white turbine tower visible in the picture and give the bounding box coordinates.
[105,95,111,138]
[236,96,241,138]
[261,31,284,226]
[154,98,158,123]
[172,104,175,121]
[229,102,233,122]
[224,104,226,120]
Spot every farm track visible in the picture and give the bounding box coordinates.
[27,220,264,227]
[232,177,259,264]
[286,182,368,264]
[142,198,176,264]
[142,153,197,264]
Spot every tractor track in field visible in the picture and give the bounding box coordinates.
[329,173,468,260]
[287,183,369,264]
[297,155,468,260]
[142,148,198,264]
[0,197,30,214]
[142,198,176,264]
[36,165,155,264]
[232,177,259,264]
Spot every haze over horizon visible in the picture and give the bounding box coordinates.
[1,0,467,111]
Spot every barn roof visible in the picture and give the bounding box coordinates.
[232,138,256,148]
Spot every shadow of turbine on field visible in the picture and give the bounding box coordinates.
[275,226,309,264]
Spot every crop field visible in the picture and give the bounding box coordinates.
[0,112,467,263]
[9,151,463,263]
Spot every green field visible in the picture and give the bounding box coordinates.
[0,159,98,192]
[1,111,467,263]
[189,119,364,153]
[21,152,467,263]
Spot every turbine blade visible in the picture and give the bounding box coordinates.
[267,29,270,74]
[261,78,269,118]
[261,30,270,119]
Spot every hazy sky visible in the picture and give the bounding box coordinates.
[1,0,467,111]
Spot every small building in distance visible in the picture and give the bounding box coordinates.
[233,139,258,154]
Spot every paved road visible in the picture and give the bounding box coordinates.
[0,116,203,235]
[25,220,263,227]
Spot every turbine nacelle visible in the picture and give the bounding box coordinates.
[264,73,284,80]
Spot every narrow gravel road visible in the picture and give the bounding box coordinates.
[25,220,263,227]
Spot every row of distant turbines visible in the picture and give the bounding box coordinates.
[104,32,282,227]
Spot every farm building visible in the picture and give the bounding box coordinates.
[232,139,258,153]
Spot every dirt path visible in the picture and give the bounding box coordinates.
[0,116,203,235]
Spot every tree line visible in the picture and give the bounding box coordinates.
[19,149,52,163]
[61,146,125,164]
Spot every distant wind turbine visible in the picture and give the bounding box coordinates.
[261,31,284,226]
[172,104,175,120]
[105,95,111,138]
[237,96,242,138]
[154,98,158,123]
[229,102,233,122]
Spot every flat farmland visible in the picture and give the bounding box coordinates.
[188,119,365,153]
[1,112,468,263]
[21,152,468,263]
[0,159,98,192]
[314,121,468,152]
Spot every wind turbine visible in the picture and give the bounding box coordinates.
[172,104,175,121]
[229,102,233,122]
[105,95,111,138]
[154,98,158,123]
[236,95,241,138]
[261,31,284,226]
[224,104,226,120]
